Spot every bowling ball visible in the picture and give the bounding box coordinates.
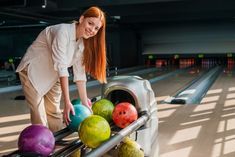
[18,124,55,156]
[70,148,81,157]
[112,102,138,128]
[68,104,92,132]
[71,98,81,106]
[92,98,114,123]
[72,98,92,107]
[78,115,111,148]
[118,137,144,157]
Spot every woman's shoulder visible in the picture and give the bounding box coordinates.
[48,23,72,31]
[45,23,74,38]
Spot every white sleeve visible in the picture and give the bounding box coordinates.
[73,53,87,82]
[51,25,69,77]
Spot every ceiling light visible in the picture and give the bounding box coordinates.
[113,16,121,20]
[41,0,47,8]
[0,21,5,26]
[39,21,47,24]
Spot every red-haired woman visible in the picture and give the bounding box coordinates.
[16,6,107,132]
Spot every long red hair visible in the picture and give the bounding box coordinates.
[82,6,107,83]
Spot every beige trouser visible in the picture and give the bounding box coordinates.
[19,68,63,132]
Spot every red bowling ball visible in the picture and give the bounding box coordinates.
[112,102,138,128]
[18,124,55,156]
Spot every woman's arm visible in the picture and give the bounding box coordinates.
[76,81,89,106]
[60,76,74,125]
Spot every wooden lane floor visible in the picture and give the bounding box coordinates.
[156,69,235,157]
[0,90,30,155]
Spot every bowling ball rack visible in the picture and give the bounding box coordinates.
[4,111,150,157]
[5,75,158,157]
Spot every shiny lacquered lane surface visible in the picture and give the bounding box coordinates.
[156,67,235,157]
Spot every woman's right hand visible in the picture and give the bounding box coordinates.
[63,101,75,126]
[82,98,93,114]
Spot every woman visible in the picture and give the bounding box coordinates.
[16,6,107,132]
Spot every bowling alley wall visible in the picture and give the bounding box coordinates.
[0,27,41,59]
[142,21,235,55]
[0,25,141,69]
[1,21,235,69]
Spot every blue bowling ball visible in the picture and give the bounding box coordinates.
[68,104,92,132]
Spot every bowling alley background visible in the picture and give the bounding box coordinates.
[1,1,235,157]
[0,1,235,73]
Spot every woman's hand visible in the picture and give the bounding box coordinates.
[87,98,92,107]
[75,81,93,113]
[59,76,74,125]
[63,100,75,126]
[83,98,93,113]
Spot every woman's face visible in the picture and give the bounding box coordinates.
[79,16,102,39]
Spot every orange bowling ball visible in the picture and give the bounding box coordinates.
[112,102,138,128]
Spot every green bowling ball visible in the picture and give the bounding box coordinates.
[71,98,81,106]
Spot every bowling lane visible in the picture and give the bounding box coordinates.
[0,90,31,155]
[115,66,206,157]
[140,67,178,80]
[196,67,235,157]
[157,67,235,157]
[150,67,203,104]
[71,66,180,100]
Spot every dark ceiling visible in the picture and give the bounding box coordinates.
[1,0,235,29]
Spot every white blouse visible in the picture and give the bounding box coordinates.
[16,23,86,96]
